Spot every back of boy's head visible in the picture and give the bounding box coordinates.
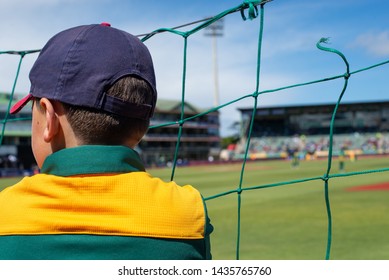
[63,76,153,145]
[11,23,157,145]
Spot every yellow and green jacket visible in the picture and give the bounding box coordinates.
[0,146,212,260]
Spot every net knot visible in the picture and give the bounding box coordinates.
[322,175,329,183]
[240,0,259,21]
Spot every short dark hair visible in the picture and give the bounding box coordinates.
[62,76,153,145]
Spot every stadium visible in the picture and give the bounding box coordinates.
[2,93,388,169]
[0,0,389,264]
[233,100,389,160]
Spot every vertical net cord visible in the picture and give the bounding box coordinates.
[170,36,189,181]
[324,180,332,260]
[0,53,25,146]
[235,2,266,260]
[316,38,350,260]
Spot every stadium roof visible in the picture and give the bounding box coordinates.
[0,92,17,104]
[155,98,214,114]
[238,99,389,112]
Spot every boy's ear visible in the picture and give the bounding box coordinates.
[40,98,60,143]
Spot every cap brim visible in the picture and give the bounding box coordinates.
[10,94,34,114]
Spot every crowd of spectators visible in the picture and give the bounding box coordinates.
[239,132,389,158]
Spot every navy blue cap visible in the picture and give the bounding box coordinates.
[11,23,157,120]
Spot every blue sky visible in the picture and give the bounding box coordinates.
[0,0,388,136]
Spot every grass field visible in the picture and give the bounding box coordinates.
[1,156,388,260]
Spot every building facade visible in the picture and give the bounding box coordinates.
[236,100,389,159]
[238,100,389,137]
[139,99,221,166]
[0,93,35,171]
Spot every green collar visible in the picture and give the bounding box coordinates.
[41,145,145,176]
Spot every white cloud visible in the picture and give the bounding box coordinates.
[354,31,389,57]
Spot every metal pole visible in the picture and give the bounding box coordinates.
[212,35,220,107]
[204,18,224,108]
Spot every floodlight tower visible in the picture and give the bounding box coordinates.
[204,18,224,108]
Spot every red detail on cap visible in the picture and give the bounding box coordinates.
[10,94,34,114]
[100,22,111,27]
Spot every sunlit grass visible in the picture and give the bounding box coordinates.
[1,156,388,259]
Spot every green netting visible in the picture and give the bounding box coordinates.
[1,0,389,260]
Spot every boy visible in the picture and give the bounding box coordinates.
[0,23,212,259]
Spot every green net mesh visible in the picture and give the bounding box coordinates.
[1,0,389,259]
